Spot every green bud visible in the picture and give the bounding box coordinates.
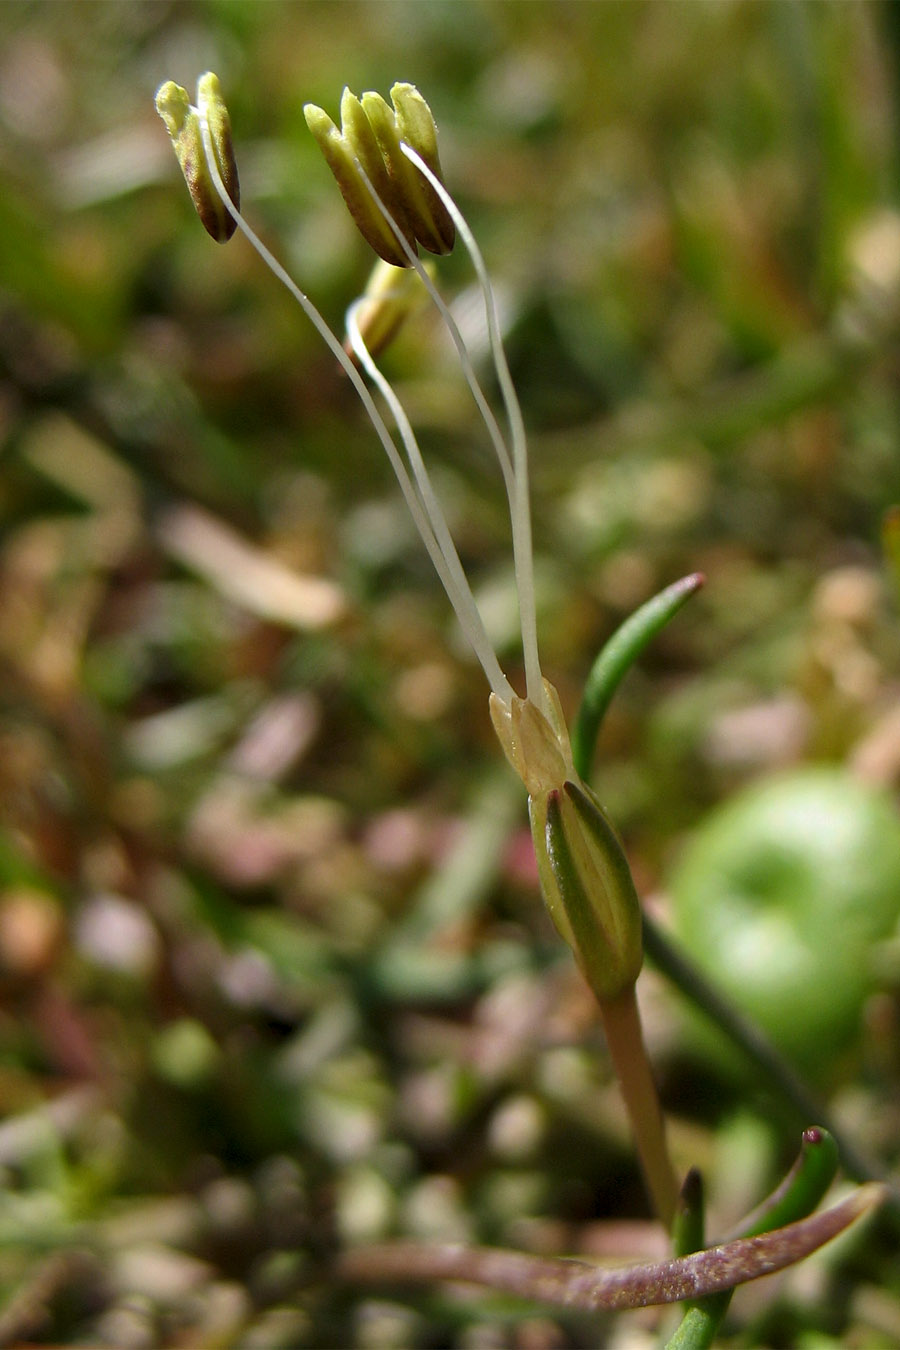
[304,92,416,268]
[155,73,240,243]
[535,779,643,1002]
[491,680,643,1003]
[347,257,435,361]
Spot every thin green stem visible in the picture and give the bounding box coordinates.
[641,919,886,1188]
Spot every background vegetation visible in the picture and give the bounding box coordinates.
[1,1,900,1344]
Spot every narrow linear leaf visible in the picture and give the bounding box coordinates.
[667,1127,841,1350]
[572,572,704,781]
[337,1183,882,1313]
[732,1126,840,1240]
[672,1168,706,1259]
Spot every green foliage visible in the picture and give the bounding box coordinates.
[670,769,900,1077]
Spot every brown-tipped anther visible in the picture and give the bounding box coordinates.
[305,82,455,264]
[390,82,455,254]
[304,93,416,268]
[361,86,455,256]
[155,73,239,242]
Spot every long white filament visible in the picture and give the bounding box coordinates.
[399,146,546,716]
[196,110,514,703]
[351,163,515,498]
[345,297,514,700]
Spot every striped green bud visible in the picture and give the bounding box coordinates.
[534,779,643,1000]
[155,73,240,243]
[491,681,643,1002]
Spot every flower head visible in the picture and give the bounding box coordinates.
[154,72,644,1007]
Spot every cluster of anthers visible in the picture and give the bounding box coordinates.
[154,72,644,1041]
[153,73,890,1265]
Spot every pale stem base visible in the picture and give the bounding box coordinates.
[600,983,679,1230]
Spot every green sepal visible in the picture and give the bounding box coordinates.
[539,779,643,1002]
[529,790,577,953]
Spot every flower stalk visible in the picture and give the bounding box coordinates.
[490,679,676,1224]
[602,985,679,1226]
[156,73,678,1227]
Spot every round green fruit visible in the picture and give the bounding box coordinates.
[669,768,900,1077]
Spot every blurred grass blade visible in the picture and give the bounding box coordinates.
[882,506,900,608]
